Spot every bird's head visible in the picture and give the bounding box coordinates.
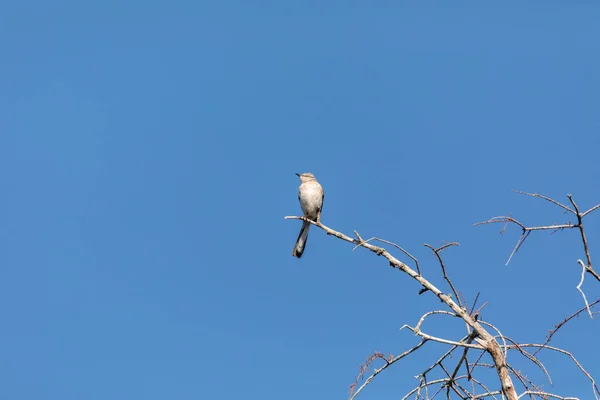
[296,172,316,183]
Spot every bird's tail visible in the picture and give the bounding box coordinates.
[292,221,311,258]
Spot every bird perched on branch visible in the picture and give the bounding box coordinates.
[292,172,324,258]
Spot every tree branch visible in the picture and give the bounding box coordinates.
[286,215,519,400]
[349,340,427,400]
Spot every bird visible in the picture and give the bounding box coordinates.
[292,172,324,258]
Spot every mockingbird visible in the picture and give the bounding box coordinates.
[292,172,324,258]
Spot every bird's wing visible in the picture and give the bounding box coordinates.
[320,186,325,212]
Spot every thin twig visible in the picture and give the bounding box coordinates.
[507,363,536,395]
[576,260,593,318]
[569,195,593,271]
[401,376,469,400]
[505,344,600,400]
[424,243,463,308]
[474,217,574,232]
[582,203,600,217]
[506,231,530,266]
[535,298,600,355]
[470,377,500,400]
[414,310,459,333]
[449,331,478,383]
[469,293,481,315]
[402,325,484,349]
[373,238,421,275]
[348,340,428,400]
[503,337,552,385]
[471,391,504,399]
[476,193,600,277]
[419,335,470,378]
[478,320,508,358]
[512,190,575,214]
[517,392,579,400]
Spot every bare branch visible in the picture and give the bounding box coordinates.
[535,298,600,355]
[402,325,485,350]
[436,242,461,252]
[513,190,575,214]
[505,344,600,400]
[576,260,594,317]
[371,237,421,275]
[582,203,600,217]
[351,235,424,277]
[286,215,519,399]
[424,242,463,308]
[449,331,478,384]
[569,195,594,271]
[472,391,503,399]
[506,231,530,266]
[507,363,539,395]
[503,337,552,385]
[469,292,480,313]
[470,377,500,400]
[474,217,574,232]
[352,230,366,251]
[478,320,508,358]
[401,376,469,400]
[419,335,470,378]
[475,193,600,282]
[285,211,598,400]
[414,310,459,332]
[517,392,579,400]
[474,216,572,266]
[349,340,428,400]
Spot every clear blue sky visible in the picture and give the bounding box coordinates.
[1,2,599,399]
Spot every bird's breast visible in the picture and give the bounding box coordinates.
[299,183,323,219]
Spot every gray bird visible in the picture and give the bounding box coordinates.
[292,172,324,258]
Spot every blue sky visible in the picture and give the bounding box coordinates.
[1,2,599,399]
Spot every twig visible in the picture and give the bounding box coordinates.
[582,203,600,217]
[471,391,503,399]
[474,217,572,266]
[402,325,484,349]
[414,310,459,332]
[506,231,530,266]
[469,293,481,316]
[535,298,600,355]
[513,190,575,214]
[503,337,552,385]
[474,217,574,232]
[449,331,478,383]
[569,195,593,271]
[576,260,593,318]
[478,320,508,358]
[349,340,427,400]
[505,344,600,400]
[373,238,421,275]
[476,193,600,278]
[352,230,366,250]
[401,376,469,400]
[419,335,470,378]
[517,392,579,400]
[507,363,537,395]
[429,384,445,400]
[424,242,463,308]
[470,377,500,400]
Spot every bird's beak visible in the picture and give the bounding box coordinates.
[295,173,300,177]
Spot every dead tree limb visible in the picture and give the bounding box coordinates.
[286,216,519,399]
[286,192,598,400]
